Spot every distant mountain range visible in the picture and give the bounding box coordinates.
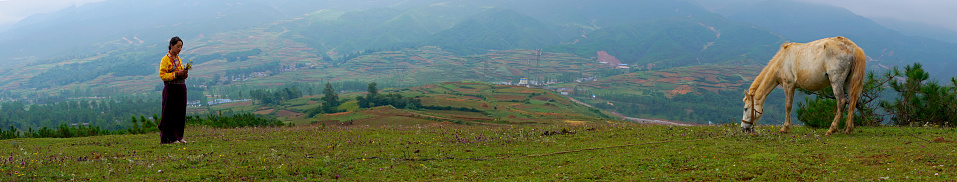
[278,0,784,70]
[1,0,956,93]
[869,17,957,44]
[728,0,957,78]
[0,0,407,66]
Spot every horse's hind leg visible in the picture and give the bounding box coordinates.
[825,68,850,135]
[826,86,847,135]
[844,79,863,134]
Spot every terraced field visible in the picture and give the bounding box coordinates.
[578,65,763,97]
[205,81,611,126]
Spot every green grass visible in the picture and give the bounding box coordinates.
[3,124,955,180]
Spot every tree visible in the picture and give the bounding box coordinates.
[916,82,957,125]
[880,63,928,126]
[367,82,379,101]
[358,82,379,108]
[573,86,580,96]
[212,73,221,85]
[141,114,156,132]
[797,69,898,127]
[308,84,315,96]
[953,77,957,119]
[153,114,161,131]
[1,126,18,139]
[356,95,369,108]
[129,115,141,134]
[953,77,957,91]
[878,63,957,126]
[321,82,341,113]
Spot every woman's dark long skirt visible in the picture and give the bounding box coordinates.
[159,83,187,144]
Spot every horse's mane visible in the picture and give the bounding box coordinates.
[780,42,799,49]
[748,42,797,95]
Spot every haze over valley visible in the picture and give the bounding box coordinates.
[1,0,955,127]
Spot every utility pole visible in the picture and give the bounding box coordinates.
[526,58,531,83]
[484,57,492,81]
[536,49,543,85]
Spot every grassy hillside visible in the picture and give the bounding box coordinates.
[203,81,611,126]
[2,124,954,180]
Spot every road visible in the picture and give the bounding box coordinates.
[612,112,693,126]
[566,96,694,126]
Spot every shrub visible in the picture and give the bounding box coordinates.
[187,112,284,128]
[797,97,842,128]
[880,63,957,126]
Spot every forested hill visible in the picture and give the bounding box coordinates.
[421,8,562,56]
[545,14,786,70]
[277,0,784,71]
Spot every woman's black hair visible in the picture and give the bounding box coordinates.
[169,36,182,50]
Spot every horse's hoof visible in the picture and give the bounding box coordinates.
[825,131,834,136]
[778,129,790,133]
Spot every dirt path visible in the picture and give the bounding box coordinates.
[612,112,693,126]
[566,96,594,108]
[567,96,693,126]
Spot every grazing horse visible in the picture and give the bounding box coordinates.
[741,36,866,135]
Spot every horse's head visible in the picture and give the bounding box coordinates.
[741,90,764,133]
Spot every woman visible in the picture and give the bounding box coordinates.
[159,36,189,144]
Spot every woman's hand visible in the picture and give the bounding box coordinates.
[174,70,188,78]
[181,70,189,79]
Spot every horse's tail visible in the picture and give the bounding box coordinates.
[844,38,867,130]
[848,46,866,96]
[840,37,866,100]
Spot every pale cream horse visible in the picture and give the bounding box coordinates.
[741,36,866,135]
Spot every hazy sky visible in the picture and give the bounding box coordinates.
[0,0,105,27]
[797,0,957,31]
[0,0,955,32]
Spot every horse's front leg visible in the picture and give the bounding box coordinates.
[781,87,795,133]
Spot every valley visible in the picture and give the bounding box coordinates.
[1,0,957,181]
